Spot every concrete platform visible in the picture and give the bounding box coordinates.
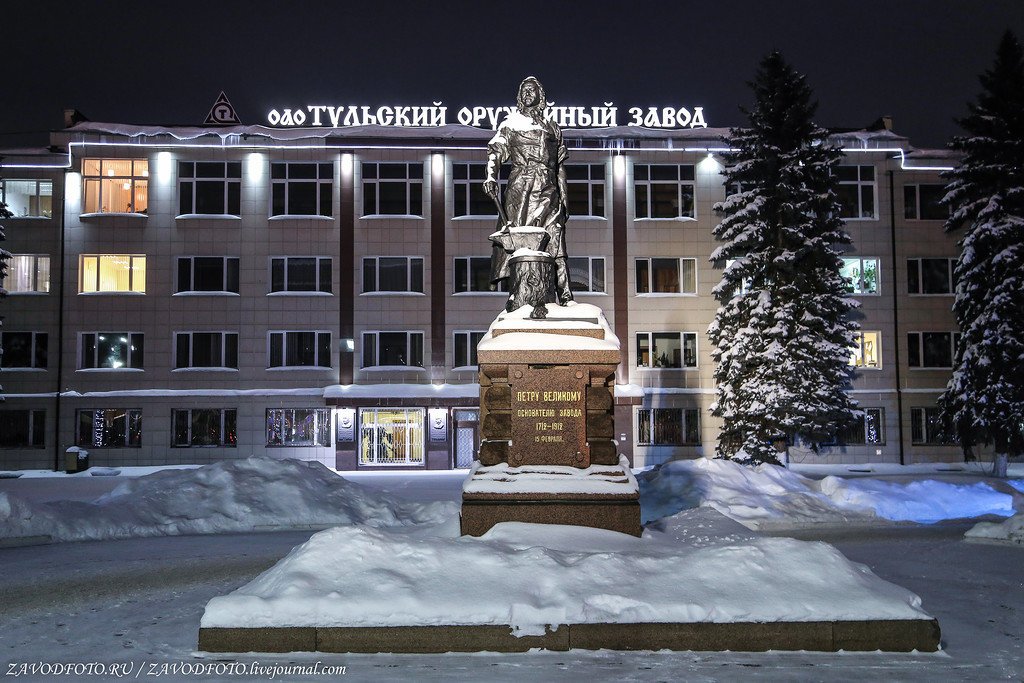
[199,618,941,653]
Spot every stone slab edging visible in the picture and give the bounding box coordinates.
[199,619,941,654]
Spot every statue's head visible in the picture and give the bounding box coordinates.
[516,77,546,121]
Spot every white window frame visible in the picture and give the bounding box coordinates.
[454,256,505,294]
[265,408,332,447]
[175,256,239,294]
[358,407,425,465]
[907,258,956,296]
[79,254,146,294]
[0,179,53,218]
[270,161,334,217]
[635,257,697,295]
[827,407,885,446]
[841,257,880,295]
[0,331,48,369]
[566,163,607,218]
[174,331,239,370]
[267,331,332,369]
[270,256,333,294]
[3,254,50,294]
[850,331,882,369]
[907,331,960,369]
[836,165,877,220]
[78,332,144,370]
[172,408,237,447]
[636,331,699,369]
[362,256,424,294]
[76,408,142,448]
[178,161,241,216]
[361,161,424,217]
[452,163,506,218]
[361,331,425,369]
[633,164,696,220]
[568,256,606,293]
[453,330,486,369]
[904,183,948,221]
[82,158,149,214]
[636,407,701,446]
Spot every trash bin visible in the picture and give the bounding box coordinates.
[64,447,89,474]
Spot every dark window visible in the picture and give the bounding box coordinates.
[566,164,606,217]
[178,161,241,215]
[454,257,505,293]
[837,165,876,219]
[0,410,45,448]
[908,258,955,295]
[172,408,237,447]
[271,162,333,216]
[77,409,142,448]
[270,257,332,293]
[0,332,47,368]
[908,332,959,368]
[175,332,238,369]
[362,331,424,368]
[266,408,331,446]
[176,257,239,293]
[830,408,885,445]
[634,164,695,219]
[268,331,331,368]
[362,162,423,216]
[904,184,948,220]
[568,256,605,293]
[637,408,700,445]
[911,407,956,445]
[453,163,507,217]
[454,331,486,368]
[363,257,424,293]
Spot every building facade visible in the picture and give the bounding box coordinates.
[0,116,965,471]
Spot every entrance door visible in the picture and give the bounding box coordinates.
[452,409,479,468]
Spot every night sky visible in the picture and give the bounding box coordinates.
[4,0,1024,149]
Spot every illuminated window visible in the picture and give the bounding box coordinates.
[266,408,331,446]
[0,410,45,448]
[363,256,423,293]
[80,255,146,293]
[0,331,47,369]
[636,257,696,294]
[634,164,695,219]
[268,331,331,368]
[362,331,424,368]
[77,409,142,448]
[904,184,948,220]
[175,332,238,369]
[79,333,144,370]
[566,164,606,217]
[82,159,149,214]
[907,258,956,295]
[359,408,424,465]
[362,162,422,216]
[569,256,605,293]
[908,332,959,368]
[178,161,241,215]
[850,331,881,368]
[911,407,955,445]
[271,257,332,293]
[454,331,485,368]
[3,254,50,293]
[841,257,879,294]
[836,165,876,219]
[454,256,505,293]
[452,163,506,217]
[637,408,700,445]
[271,162,333,217]
[176,256,239,293]
[637,332,698,369]
[829,408,885,445]
[172,409,236,447]
[0,179,52,218]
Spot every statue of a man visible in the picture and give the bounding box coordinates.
[484,77,574,306]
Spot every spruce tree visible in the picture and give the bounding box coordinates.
[938,31,1024,477]
[708,51,860,465]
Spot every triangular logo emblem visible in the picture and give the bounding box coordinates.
[205,92,241,125]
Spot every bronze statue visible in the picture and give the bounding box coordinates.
[484,77,574,308]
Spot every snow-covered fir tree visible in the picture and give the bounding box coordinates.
[708,51,860,465]
[938,31,1024,478]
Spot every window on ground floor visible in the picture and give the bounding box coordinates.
[911,407,955,445]
[77,409,142,448]
[173,408,237,447]
[266,408,331,446]
[359,408,425,465]
[0,410,45,448]
[828,408,885,445]
[637,408,700,446]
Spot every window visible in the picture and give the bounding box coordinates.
[637,332,698,369]
[3,255,50,293]
[363,256,423,293]
[911,407,955,445]
[268,331,331,368]
[907,258,956,295]
[454,331,486,368]
[359,408,425,465]
[271,162,333,217]
[637,408,700,446]
[362,162,423,216]
[266,408,331,446]
[453,163,506,217]
[836,165,876,219]
[904,184,948,220]
[830,408,885,445]
[0,410,45,448]
[77,409,142,448]
[724,259,752,295]
[908,332,959,369]
[455,257,497,293]
[566,164,606,217]
[636,258,696,294]
[173,408,237,447]
[0,332,47,369]
[80,255,146,293]
[0,179,52,218]
[841,257,879,295]
[568,256,605,293]
[850,331,881,368]
[176,256,239,293]
[175,332,238,369]
[271,257,332,293]
[362,331,424,368]
[82,159,148,214]
[634,164,695,219]
[178,161,241,215]
[80,333,144,370]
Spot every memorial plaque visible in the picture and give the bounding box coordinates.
[509,364,589,467]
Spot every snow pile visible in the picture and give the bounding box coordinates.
[639,458,1017,528]
[965,513,1024,545]
[201,511,931,632]
[0,457,454,543]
